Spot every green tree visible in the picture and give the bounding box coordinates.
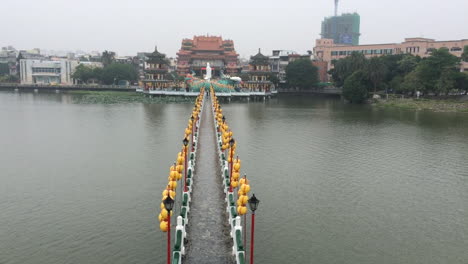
[285,58,319,89]
[436,69,456,95]
[389,75,403,93]
[100,63,137,85]
[454,72,468,94]
[267,73,280,88]
[0,63,9,75]
[101,50,116,67]
[401,70,424,95]
[342,70,369,103]
[416,48,460,92]
[366,57,387,93]
[329,52,367,87]
[462,46,468,62]
[397,54,419,75]
[72,64,94,83]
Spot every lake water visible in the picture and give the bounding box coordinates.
[1,91,467,264]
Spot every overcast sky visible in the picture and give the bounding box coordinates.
[2,0,467,58]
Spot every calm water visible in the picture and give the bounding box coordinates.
[1,91,467,264]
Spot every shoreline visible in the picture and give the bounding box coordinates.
[374,97,468,113]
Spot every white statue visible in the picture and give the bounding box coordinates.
[204,62,212,80]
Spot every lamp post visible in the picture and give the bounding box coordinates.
[163,194,175,264]
[248,194,260,264]
[190,115,195,152]
[229,138,235,192]
[182,137,189,192]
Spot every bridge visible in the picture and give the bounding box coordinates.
[158,83,259,264]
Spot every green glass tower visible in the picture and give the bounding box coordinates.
[321,13,360,45]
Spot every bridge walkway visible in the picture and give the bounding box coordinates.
[184,96,234,264]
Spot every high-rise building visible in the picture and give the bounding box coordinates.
[321,13,360,45]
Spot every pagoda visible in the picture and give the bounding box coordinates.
[243,49,273,92]
[176,35,241,77]
[142,46,173,90]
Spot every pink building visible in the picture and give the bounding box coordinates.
[314,37,468,72]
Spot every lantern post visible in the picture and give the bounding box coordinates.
[190,115,195,152]
[163,194,175,264]
[182,137,189,192]
[248,194,260,264]
[229,138,235,192]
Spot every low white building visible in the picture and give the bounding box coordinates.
[19,59,78,85]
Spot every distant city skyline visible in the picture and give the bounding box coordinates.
[2,0,467,58]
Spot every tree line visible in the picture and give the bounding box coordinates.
[72,51,138,85]
[330,46,468,103]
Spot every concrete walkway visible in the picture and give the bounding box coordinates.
[184,97,234,264]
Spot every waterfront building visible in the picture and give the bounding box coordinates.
[269,50,297,85]
[321,13,360,45]
[142,46,174,90]
[242,49,273,92]
[314,37,468,72]
[176,35,241,77]
[0,46,18,75]
[19,59,78,85]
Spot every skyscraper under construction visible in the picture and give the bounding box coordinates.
[321,13,360,45]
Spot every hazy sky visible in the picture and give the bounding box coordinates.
[2,0,467,58]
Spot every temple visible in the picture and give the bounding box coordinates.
[142,46,173,90]
[242,49,273,92]
[176,35,241,77]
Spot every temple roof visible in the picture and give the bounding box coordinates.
[250,49,269,65]
[146,46,169,64]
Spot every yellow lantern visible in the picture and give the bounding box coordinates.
[231,180,238,188]
[160,220,168,232]
[238,195,248,205]
[168,180,177,190]
[237,205,247,215]
[234,162,241,171]
[232,172,240,180]
[176,165,183,173]
[240,184,250,194]
[239,177,249,185]
[162,189,175,199]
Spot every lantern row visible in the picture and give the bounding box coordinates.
[158,88,205,264]
[211,86,259,264]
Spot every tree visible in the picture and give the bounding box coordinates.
[100,63,137,85]
[0,63,9,75]
[72,64,94,83]
[462,46,468,62]
[285,58,319,89]
[329,52,367,87]
[342,70,369,103]
[267,73,279,88]
[401,70,424,95]
[454,72,468,94]
[436,69,456,95]
[366,57,387,93]
[101,50,116,67]
[416,48,460,92]
[389,75,403,93]
[397,54,419,75]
